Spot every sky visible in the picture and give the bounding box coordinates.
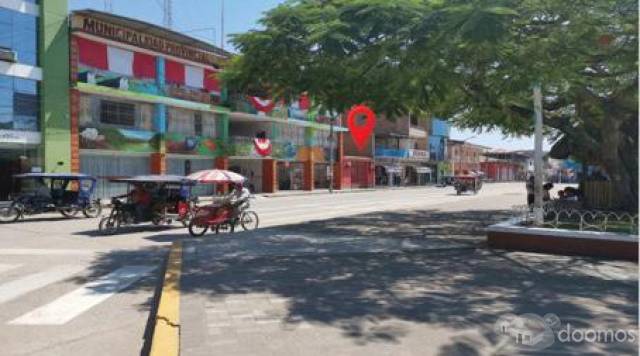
[69,0,550,151]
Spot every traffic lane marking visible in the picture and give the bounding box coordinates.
[0,265,85,305]
[9,265,156,325]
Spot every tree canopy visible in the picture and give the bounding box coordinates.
[224,0,638,208]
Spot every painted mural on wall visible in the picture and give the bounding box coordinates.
[165,132,222,156]
[228,139,299,161]
[80,126,158,153]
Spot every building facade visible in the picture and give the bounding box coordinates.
[0,0,69,200]
[481,150,530,181]
[66,10,370,196]
[374,113,433,186]
[447,139,488,176]
[428,118,451,183]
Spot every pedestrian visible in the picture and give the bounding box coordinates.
[526,176,534,208]
[543,182,554,202]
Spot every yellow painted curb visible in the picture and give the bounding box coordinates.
[150,241,182,356]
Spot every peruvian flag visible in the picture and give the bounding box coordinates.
[248,96,276,114]
[167,61,220,92]
[77,37,156,79]
[77,37,220,92]
[254,138,272,156]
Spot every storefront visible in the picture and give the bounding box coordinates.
[277,161,304,190]
[80,151,150,199]
[228,158,263,193]
[0,131,42,199]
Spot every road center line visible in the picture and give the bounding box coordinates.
[9,265,156,326]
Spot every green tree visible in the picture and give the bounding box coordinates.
[420,0,638,210]
[224,0,638,209]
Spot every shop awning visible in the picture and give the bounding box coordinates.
[384,166,403,174]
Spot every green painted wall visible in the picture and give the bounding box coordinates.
[40,0,71,172]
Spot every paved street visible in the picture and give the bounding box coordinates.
[0,183,636,355]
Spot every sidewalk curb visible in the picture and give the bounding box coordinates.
[258,186,453,198]
[149,241,182,356]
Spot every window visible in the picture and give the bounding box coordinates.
[194,113,203,136]
[0,8,37,66]
[0,74,38,131]
[100,100,135,126]
[410,114,418,126]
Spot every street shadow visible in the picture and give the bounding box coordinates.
[73,224,179,237]
[76,208,638,355]
[1,216,91,224]
[272,208,512,245]
[179,248,637,354]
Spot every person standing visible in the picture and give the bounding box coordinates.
[526,175,535,208]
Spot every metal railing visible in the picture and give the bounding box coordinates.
[512,203,639,235]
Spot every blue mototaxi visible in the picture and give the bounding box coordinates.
[0,173,102,223]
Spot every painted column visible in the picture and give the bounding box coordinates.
[213,111,229,193]
[262,159,277,193]
[303,127,314,191]
[334,133,345,190]
[151,57,166,174]
[69,36,80,173]
[214,156,229,194]
[69,89,80,173]
[40,0,71,172]
[151,103,167,174]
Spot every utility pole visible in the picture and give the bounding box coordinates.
[163,0,173,29]
[220,0,225,50]
[104,0,113,13]
[533,83,544,225]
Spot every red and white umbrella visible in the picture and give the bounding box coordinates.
[188,169,246,184]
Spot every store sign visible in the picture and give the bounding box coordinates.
[73,15,225,67]
[0,130,41,145]
[385,166,402,174]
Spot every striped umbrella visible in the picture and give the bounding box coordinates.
[188,169,246,184]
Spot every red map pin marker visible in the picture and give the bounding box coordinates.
[347,105,376,151]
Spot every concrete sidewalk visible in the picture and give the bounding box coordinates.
[165,227,637,356]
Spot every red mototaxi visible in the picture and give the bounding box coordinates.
[186,170,259,236]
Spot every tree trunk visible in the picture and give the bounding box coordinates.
[599,118,637,211]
